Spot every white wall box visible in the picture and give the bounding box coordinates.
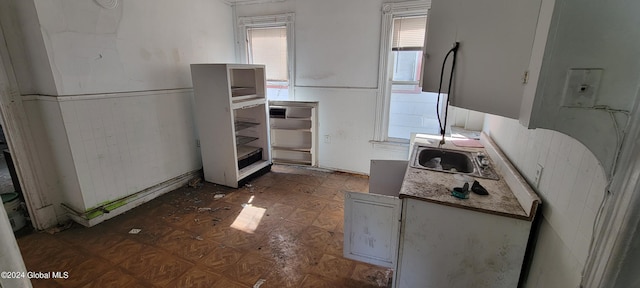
[269,101,318,166]
[191,64,272,188]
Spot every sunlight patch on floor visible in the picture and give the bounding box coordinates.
[230,196,265,233]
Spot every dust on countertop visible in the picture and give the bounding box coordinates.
[400,164,528,220]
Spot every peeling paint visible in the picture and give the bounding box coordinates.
[103,199,128,212]
[84,198,128,220]
[85,210,103,220]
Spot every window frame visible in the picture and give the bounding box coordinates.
[237,13,295,99]
[374,1,431,143]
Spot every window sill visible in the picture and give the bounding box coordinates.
[369,139,410,151]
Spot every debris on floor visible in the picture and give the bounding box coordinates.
[15,164,378,288]
[45,221,73,234]
[365,270,392,287]
[213,194,225,200]
[245,183,257,193]
[128,228,142,234]
[253,279,266,288]
[187,177,202,188]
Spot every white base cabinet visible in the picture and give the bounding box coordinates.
[395,198,530,288]
[344,160,533,288]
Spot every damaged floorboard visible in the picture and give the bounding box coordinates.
[16,165,392,287]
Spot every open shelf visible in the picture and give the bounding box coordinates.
[231,97,266,110]
[238,159,271,180]
[273,158,313,165]
[268,101,318,167]
[231,94,261,104]
[272,146,312,152]
[236,135,258,146]
[237,145,262,159]
[271,128,312,132]
[271,118,312,130]
[231,87,257,97]
[235,121,260,131]
[237,145,262,170]
[270,149,313,163]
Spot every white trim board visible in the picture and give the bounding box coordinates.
[22,88,193,102]
[0,13,57,230]
[63,170,201,227]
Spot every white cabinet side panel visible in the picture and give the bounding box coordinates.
[191,65,237,186]
[369,160,407,197]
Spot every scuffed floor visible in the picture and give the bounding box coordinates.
[16,165,393,287]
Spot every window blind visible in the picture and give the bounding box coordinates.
[392,16,427,51]
[247,27,288,82]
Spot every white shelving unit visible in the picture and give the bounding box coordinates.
[191,64,271,188]
[269,101,318,166]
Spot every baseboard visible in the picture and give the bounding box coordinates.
[62,169,202,227]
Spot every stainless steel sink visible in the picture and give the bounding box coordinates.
[410,145,499,180]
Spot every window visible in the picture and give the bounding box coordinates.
[374,1,438,142]
[388,15,441,140]
[391,16,426,83]
[238,14,295,100]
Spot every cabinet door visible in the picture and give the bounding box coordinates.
[343,160,406,268]
[422,0,542,119]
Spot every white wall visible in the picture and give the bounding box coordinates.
[235,0,413,173]
[4,0,235,223]
[59,90,201,209]
[0,0,58,95]
[484,114,607,288]
[294,0,381,88]
[34,0,235,95]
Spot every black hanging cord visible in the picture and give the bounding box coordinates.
[435,42,460,145]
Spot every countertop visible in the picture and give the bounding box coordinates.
[399,137,529,220]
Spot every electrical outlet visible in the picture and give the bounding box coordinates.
[324,135,331,144]
[534,164,543,188]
